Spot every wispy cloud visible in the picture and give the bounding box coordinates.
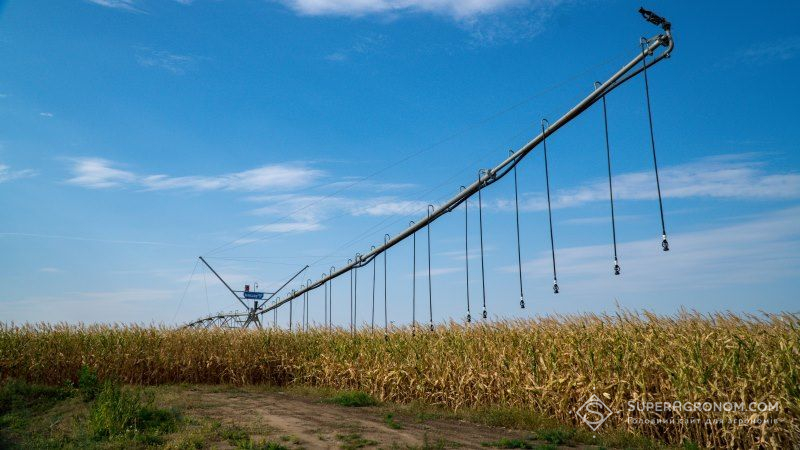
[86,0,141,12]
[244,194,434,235]
[495,153,800,212]
[736,36,800,65]
[351,199,430,216]
[135,48,199,75]
[247,221,323,233]
[0,232,184,247]
[66,158,323,192]
[86,0,190,12]
[0,164,36,183]
[325,34,386,62]
[277,0,537,19]
[39,112,54,118]
[507,206,800,295]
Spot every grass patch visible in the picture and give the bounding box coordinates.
[86,381,179,442]
[384,413,403,429]
[326,391,379,407]
[336,432,378,449]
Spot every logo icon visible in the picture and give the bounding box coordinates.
[575,394,614,431]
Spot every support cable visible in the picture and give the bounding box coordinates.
[426,205,434,331]
[460,186,472,323]
[541,119,560,294]
[511,150,526,309]
[202,263,210,316]
[595,82,621,275]
[173,259,199,323]
[641,40,669,252]
[477,170,488,319]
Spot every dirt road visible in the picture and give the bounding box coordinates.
[170,386,570,449]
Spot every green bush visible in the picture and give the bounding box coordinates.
[86,382,178,440]
[326,391,379,407]
[78,365,100,401]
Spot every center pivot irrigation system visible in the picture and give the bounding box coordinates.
[185,8,675,331]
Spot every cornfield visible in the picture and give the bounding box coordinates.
[1,311,798,448]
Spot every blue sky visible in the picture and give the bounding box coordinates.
[1,0,798,326]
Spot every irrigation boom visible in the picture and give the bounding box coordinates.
[185,8,675,328]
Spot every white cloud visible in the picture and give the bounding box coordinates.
[247,221,323,233]
[0,232,184,247]
[324,34,385,62]
[86,0,190,12]
[135,48,199,75]
[352,199,430,216]
[413,267,461,277]
[86,0,140,11]
[496,153,800,212]
[0,164,36,183]
[738,36,800,65]
[507,206,800,294]
[66,158,137,188]
[66,158,323,192]
[39,112,54,118]
[277,0,532,19]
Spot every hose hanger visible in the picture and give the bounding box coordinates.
[301,284,306,332]
[306,279,312,330]
[477,170,488,319]
[460,186,472,323]
[348,258,353,334]
[329,266,335,331]
[383,234,390,338]
[370,245,376,331]
[410,221,417,335]
[355,254,361,330]
[322,274,328,330]
[426,205,435,331]
[594,82,621,276]
[510,150,526,308]
[289,289,295,331]
[641,38,669,252]
[273,297,278,328]
[541,119,560,294]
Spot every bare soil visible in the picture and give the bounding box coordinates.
[169,385,583,449]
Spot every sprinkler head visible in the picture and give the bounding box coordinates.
[553,280,559,294]
[429,323,434,332]
[614,260,621,276]
[482,309,488,319]
[661,235,670,252]
[466,313,471,323]
[520,297,526,309]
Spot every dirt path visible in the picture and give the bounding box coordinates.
[173,387,562,449]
